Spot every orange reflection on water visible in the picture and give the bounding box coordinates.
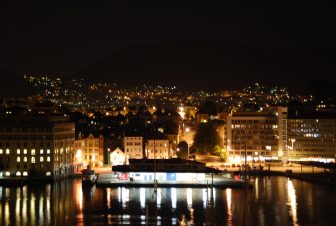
[287,179,299,226]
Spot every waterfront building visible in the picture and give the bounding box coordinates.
[110,147,126,166]
[0,114,75,180]
[128,158,206,182]
[74,133,104,168]
[287,106,336,162]
[226,107,287,163]
[145,137,171,159]
[124,134,143,159]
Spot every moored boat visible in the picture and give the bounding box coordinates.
[82,169,98,186]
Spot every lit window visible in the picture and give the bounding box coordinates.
[40,157,44,162]
[5,172,10,176]
[46,172,51,176]
[0,149,2,154]
[6,149,10,154]
[17,149,21,154]
[17,156,21,162]
[47,149,50,154]
[23,157,27,162]
[23,171,28,176]
[47,156,51,162]
[31,156,35,163]
[31,149,35,155]
[40,149,43,154]
[23,149,27,154]
[16,172,21,176]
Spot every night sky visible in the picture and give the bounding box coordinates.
[0,1,335,93]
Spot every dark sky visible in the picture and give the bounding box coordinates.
[0,0,335,92]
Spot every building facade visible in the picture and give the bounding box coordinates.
[0,115,75,180]
[226,107,287,163]
[124,136,143,159]
[74,134,104,168]
[287,109,336,162]
[146,139,171,159]
[110,147,126,166]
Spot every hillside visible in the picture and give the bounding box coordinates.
[77,40,336,93]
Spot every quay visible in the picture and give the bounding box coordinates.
[95,173,251,189]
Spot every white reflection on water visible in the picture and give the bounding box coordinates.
[202,188,207,209]
[187,188,192,206]
[171,188,177,209]
[226,188,232,226]
[140,188,145,208]
[117,187,121,203]
[287,179,299,226]
[157,188,161,206]
[121,187,129,208]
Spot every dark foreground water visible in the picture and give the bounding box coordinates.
[0,177,336,226]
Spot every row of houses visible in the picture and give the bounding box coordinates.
[74,133,174,168]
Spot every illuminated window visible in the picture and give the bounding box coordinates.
[47,149,50,154]
[5,172,10,176]
[0,149,2,154]
[23,149,27,154]
[31,149,35,155]
[17,156,21,162]
[40,157,44,162]
[16,172,21,176]
[23,172,28,176]
[23,157,27,162]
[46,171,51,176]
[31,156,35,163]
[47,156,51,162]
[17,149,21,154]
[6,149,10,154]
[40,149,43,154]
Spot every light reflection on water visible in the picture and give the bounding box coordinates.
[0,177,335,225]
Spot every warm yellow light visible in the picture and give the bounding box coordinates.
[75,149,82,162]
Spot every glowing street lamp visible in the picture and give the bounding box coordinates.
[290,139,295,161]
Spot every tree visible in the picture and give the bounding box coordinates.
[193,122,221,155]
[177,141,188,159]
[213,145,229,162]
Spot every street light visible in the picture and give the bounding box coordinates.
[289,139,295,161]
[185,128,190,160]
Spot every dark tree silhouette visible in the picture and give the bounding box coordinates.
[177,141,188,159]
[193,122,221,154]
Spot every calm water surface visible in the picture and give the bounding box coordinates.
[0,177,335,226]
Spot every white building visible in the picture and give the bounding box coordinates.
[110,147,126,166]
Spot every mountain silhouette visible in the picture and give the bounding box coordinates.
[0,67,35,98]
[76,40,336,93]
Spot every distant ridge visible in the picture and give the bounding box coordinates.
[75,40,336,93]
[0,67,35,98]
